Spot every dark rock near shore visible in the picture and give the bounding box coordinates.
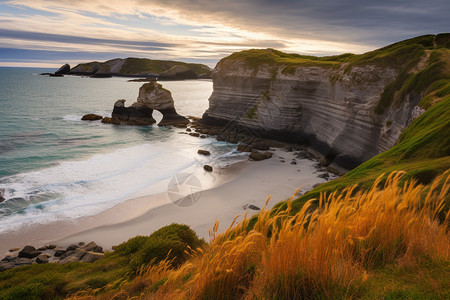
[1,241,106,271]
[251,141,270,151]
[49,73,64,77]
[36,254,49,264]
[81,114,103,121]
[111,99,156,125]
[0,188,5,203]
[127,78,157,82]
[66,244,79,251]
[244,204,261,210]
[203,165,213,172]
[197,149,211,156]
[18,246,41,259]
[109,82,189,126]
[237,144,252,152]
[81,251,104,263]
[54,249,66,257]
[249,150,273,161]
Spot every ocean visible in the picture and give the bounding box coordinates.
[0,67,244,235]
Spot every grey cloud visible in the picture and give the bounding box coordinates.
[0,29,178,51]
[136,0,450,46]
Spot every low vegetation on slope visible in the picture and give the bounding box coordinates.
[0,173,448,299]
[0,224,204,299]
[69,173,447,299]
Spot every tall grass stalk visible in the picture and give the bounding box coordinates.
[72,171,449,299]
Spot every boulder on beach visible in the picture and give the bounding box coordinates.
[197,149,211,156]
[18,246,41,259]
[249,150,273,161]
[36,254,49,264]
[81,114,103,121]
[237,144,252,152]
[203,165,213,172]
[251,141,270,151]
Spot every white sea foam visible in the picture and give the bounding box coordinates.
[63,114,83,122]
[0,142,198,234]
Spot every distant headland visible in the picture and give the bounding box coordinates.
[40,57,212,80]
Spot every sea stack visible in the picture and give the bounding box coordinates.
[111,82,189,126]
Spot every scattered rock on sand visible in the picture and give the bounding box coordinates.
[251,141,270,151]
[197,149,211,156]
[203,165,213,172]
[249,150,273,161]
[36,254,49,264]
[18,246,41,259]
[81,114,103,121]
[8,248,20,252]
[243,204,261,210]
[237,144,252,152]
[81,251,104,263]
[66,244,79,251]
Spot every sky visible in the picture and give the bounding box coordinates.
[0,0,449,68]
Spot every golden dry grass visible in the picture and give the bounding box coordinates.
[69,171,450,299]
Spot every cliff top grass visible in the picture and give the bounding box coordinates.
[221,34,449,76]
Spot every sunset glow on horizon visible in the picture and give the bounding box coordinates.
[0,0,448,68]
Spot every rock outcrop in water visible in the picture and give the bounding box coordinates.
[202,34,450,171]
[111,82,189,126]
[69,58,211,79]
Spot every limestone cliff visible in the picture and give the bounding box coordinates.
[70,58,211,79]
[202,34,450,170]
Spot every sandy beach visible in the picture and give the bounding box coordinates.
[0,149,328,255]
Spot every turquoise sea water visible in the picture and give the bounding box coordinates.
[0,68,243,234]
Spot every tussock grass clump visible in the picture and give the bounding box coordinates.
[72,171,449,299]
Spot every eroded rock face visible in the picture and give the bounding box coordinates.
[202,52,423,170]
[55,63,70,75]
[112,100,156,125]
[112,82,189,126]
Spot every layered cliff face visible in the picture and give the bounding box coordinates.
[203,34,450,170]
[70,58,211,79]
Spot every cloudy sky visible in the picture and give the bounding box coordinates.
[0,0,448,68]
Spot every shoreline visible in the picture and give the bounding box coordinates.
[0,149,328,255]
